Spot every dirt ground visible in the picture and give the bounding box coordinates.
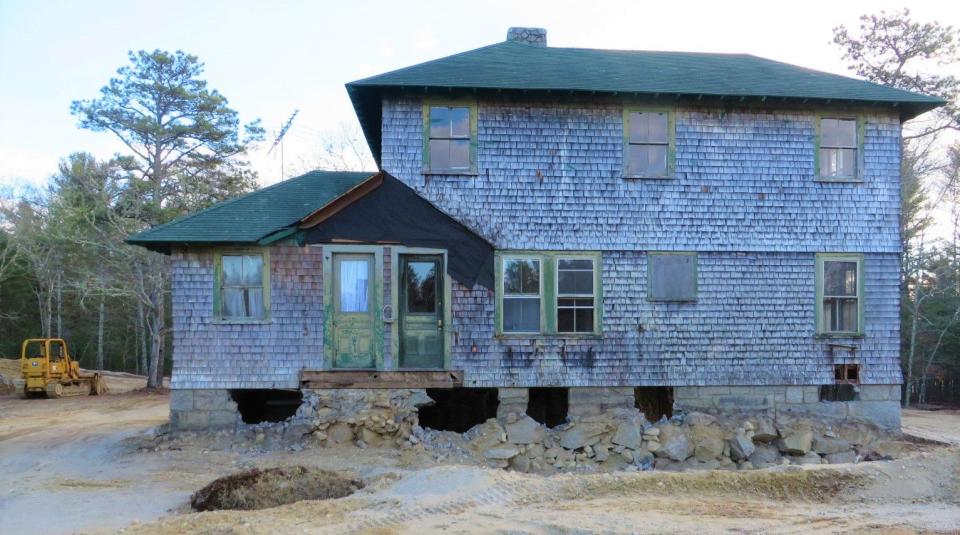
[1,390,959,535]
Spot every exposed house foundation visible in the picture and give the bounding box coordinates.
[167,384,903,433]
[673,385,902,430]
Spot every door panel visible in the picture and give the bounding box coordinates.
[332,253,375,368]
[400,255,444,369]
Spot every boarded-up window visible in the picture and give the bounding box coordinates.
[502,258,541,333]
[220,254,266,319]
[428,106,471,172]
[626,111,670,177]
[819,118,857,179]
[648,253,697,302]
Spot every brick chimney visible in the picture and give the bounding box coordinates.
[506,27,547,47]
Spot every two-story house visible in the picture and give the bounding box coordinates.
[129,28,944,431]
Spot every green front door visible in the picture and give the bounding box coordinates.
[332,253,376,368]
[399,255,444,369]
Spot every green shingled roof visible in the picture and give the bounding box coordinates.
[347,41,945,162]
[127,170,375,251]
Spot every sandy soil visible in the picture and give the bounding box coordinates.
[1,391,958,535]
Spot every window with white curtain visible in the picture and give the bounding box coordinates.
[220,254,265,319]
[339,259,370,313]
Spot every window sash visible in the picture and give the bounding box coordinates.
[220,254,266,319]
[556,257,596,333]
[819,118,858,179]
[624,110,672,177]
[817,256,862,335]
[428,105,472,172]
[502,258,542,333]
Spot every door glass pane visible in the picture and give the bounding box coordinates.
[824,261,857,296]
[429,106,449,137]
[405,261,437,313]
[450,107,470,137]
[222,255,243,285]
[503,297,540,332]
[339,259,369,313]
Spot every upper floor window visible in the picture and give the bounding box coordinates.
[424,102,476,174]
[816,254,863,336]
[497,252,602,336]
[624,109,674,178]
[818,117,860,180]
[216,250,270,321]
[648,252,697,302]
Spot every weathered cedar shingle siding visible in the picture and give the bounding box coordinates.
[171,245,324,389]
[383,97,901,252]
[449,252,900,387]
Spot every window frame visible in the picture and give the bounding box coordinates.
[499,254,544,335]
[814,115,865,183]
[495,251,603,337]
[422,98,478,175]
[213,248,271,323]
[815,253,865,337]
[623,107,676,179]
[554,254,601,335]
[647,251,698,303]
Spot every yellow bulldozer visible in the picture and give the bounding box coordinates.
[15,338,107,399]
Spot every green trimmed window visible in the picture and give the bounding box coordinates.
[816,254,863,336]
[497,252,602,336]
[624,109,674,178]
[817,117,861,180]
[215,250,270,320]
[424,101,476,173]
[648,252,697,302]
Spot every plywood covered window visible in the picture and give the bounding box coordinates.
[648,252,697,302]
[215,250,270,321]
[624,109,674,178]
[424,101,476,174]
[816,254,863,336]
[818,117,860,180]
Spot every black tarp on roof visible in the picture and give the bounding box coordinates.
[301,173,495,291]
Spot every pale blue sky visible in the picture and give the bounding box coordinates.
[1,0,957,189]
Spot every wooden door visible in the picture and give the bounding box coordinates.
[399,255,444,369]
[332,253,376,368]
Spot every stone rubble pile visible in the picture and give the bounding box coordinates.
[249,389,900,473]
